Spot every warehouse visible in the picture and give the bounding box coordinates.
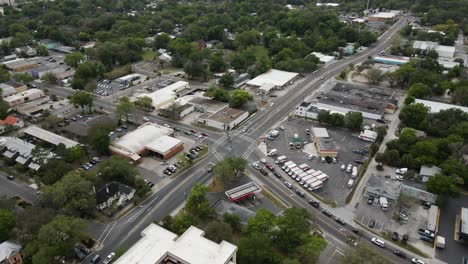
[415,99,468,113]
[246,69,298,88]
[110,122,184,162]
[367,11,400,23]
[413,41,455,58]
[134,81,189,110]
[309,52,335,64]
[24,125,79,149]
[2,58,38,72]
[311,127,338,157]
[3,89,45,107]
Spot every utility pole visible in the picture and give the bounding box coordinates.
[223,123,234,156]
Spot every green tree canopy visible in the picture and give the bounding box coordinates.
[408,83,432,99]
[230,89,253,108]
[185,183,213,221]
[204,221,233,243]
[64,52,85,68]
[213,157,247,184]
[87,124,112,155]
[345,112,363,130]
[426,174,460,197]
[0,209,15,241]
[69,91,93,113]
[115,96,135,122]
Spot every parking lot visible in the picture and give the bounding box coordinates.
[94,77,176,98]
[264,118,371,205]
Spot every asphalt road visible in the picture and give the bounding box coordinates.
[0,172,39,204]
[36,15,412,263]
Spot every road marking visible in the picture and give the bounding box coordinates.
[211,149,223,161]
[242,143,256,159]
[97,224,110,242]
[100,222,116,243]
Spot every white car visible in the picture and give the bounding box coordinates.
[143,117,150,122]
[340,164,345,171]
[103,252,115,264]
[252,162,260,170]
[411,258,425,264]
[371,237,385,248]
[260,158,267,164]
[396,175,403,181]
[270,103,274,107]
[307,154,316,160]
[396,168,408,175]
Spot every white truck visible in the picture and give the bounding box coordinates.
[396,168,408,175]
[291,168,303,179]
[267,149,278,156]
[298,163,310,171]
[295,172,309,182]
[315,173,329,182]
[276,155,287,164]
[282,161,294,170]
[285,163,297,173]
[347,179,354,188]
[304,177,319,188]
[436,236,445,249]
[307,180,323,191]
[299,175,315,185]
[351,166,358,179]
[379,197,389,210]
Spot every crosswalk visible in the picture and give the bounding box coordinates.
[242,142,256,160]
[237,133,256,144]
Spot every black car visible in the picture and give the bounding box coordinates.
[74,247,87,260]
[422,202,431,209]
[402,234,409,244]
[392,232,399,241]
[368,219,375,228]
[308,199,320,208]
[148,182,155,187]
[420,236,434,243]
[322,210,332,217]
[173,127,180,131]
[272,172,281,178]
[207,167,213,173]
[376,118,386,124]
[367,196,374,205]
[259,169,268,176]
[393,250,406,258]
[184,131,192,135]
[295,189,305,197]
[354,159,364,164]
[334,217,346,225]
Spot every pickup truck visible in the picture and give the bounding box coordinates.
[418,229,435,239]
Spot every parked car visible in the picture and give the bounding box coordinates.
[368,219,375,228]
[307,154,316,160]
[422,202,431,209]
[371,237,385,248]
[284,181,293,189]
[321,210,332,217]
[184,131,192,135]
[367,196,374,205]
[143,117,150,122]
[392,232,399,241]
[260,158,267,164]
[252,162,260,170]
[334,217,346,225]
[393,250,406,258]
[309,199,320,208]
[103,252,115,264]
[7,175,15,180]
[201,132,209,137]
[265,163,274,171]
[411,258,425,264]
[259,169,268,176]
[354,159,364,164]
[295,189,305,197]
[190,129,197,133]
[340,164,346,170]
[272,172,281,178]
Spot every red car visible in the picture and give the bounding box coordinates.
[201,132,208,137]
[190,129,197,133]
[265,163,274,171]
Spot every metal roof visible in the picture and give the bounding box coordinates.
[24,125,79,148]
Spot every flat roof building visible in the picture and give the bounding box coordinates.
[310,52,335,64]
[114,224,237,264]
[368,11,400,23]
[311,127,338,157]
[415,99,468,113]
[413,41,455,58]
[0,83,16,98]
[419,165,442,183]
[3,89,45,107]
[246,69,299,88]
[110,122,183,162]
[135,81,189,110]
[0,137,53,171]
[24,125,79,149]
[365,174,402,201]
[2,58,38,71]
[373,55,410,65]
[196,106,248,131]
[225,182,261,202]
[313,82,397,120]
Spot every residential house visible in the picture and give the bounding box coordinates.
[0,241,22,264]
[419,165,442,183]
[96,182,135,211]
[0,116,24,134]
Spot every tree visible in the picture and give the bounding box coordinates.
[87,124,111,155]
[185,183,213,220]
[36,45,49,56]
[399,103,429,129]
[66,145,86,163]
[209,52,225,73]
[408,83,432,99]
[238,233,280,264]
[243,209,276,236]
[0,99,9,120]
[171,212,199,235]
[13,73,34,84]
[218,73,234,88]
[375,126,387,142]
[341,245,389,264]
[115,97,135,122]
[154,33,171,49]
[69,91,93,113]
[213,157,247,185]
[275,207,311,251]
[0,209,15,241]
[293,236,327,264]
[134,96,153,111]
[345,112,363,130]
[357,31,377,47]
[404,96,415,105]
[41,72,58,84]
[204,221,233,243]
[222,213,241,232]
[230,89,253,108]
[426,174,460,197]
[39,159,73,185]
[64,52,85,68]
[16,206,55,244]
[452,85,468,106]
[364,68,385,85]
[97,156,139,186]
[0,68,10,83]
[204,86,230,102]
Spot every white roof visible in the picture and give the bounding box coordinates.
[316,2,339,6]
[310,52,335,63]
[258,83,276,93]
[0,84,16,97]
[145,135,183,154]
[462,207,468,235]
[3,89,44,104]
[312,127,329,138]
[413,41,455,57]
[369,11,399,18]
[247,69,298,87]
[415,99,468,113]
[438,60,459,69]
[114,224,237,264]
[117,73,145,83]
[135,81,189,109]
[24,125,78,148]
[0,241,21,260]
[111,123,173,154]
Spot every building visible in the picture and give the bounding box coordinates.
[196,106,248,131]
[459,207,468,241]
[96,182,135,211]
[365,174,402,201]
[373,55,410,65]
[295,102,312,117]
[224,182,262,202]
[116,73,146,85]
[0,137,53,171]
[0,241,22,264]
[110,122,183,162]
[367,11,400,23]
[3,89,45,107]
[419,165,442,183]
[159,98,195,119]
[233,73,250,88]
[64,115,118,138]
[2,58,38,72]
[189,97,228,114]
[0,84,16,98]
[158,53,172,62]
[311,127,338,157]
[246,69,299,88]
[114,224,237,264]
[415,99,468,113]
[135,81,189,110]
[359,129,378,142]
[30,66,69,79]
[4,82,27,93]
[309,52,335,64]
[14,46,36,57]
[258,83,276,95]
[312,82,397,120]
[413,41,455,58]
[24,125,79,149]
[0,116,24,134]
[0,0,16,6]
[211,199,255,225]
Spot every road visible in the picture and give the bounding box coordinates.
[0,172,39,204]
[35,15,413,263]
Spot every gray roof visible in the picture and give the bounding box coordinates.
[212,199,255,225]
[365,174,402,201]
[419,165,442,177]
[312,127,329,138]
[64,115,118,137]
[0,241,21,260]
[24,125,79,148]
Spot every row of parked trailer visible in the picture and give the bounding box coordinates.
[281,161,329,191]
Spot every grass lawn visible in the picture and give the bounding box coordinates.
[142,50,156,61]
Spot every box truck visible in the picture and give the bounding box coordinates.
[298,163,310,171]
[307,180,323,191]
[351,166,358,179]
[379,197,389,210]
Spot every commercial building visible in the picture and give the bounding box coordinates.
[225,182,262,202]
[0,137,53,171]
[114,224,237,264]
[2,58,38,72]
[110,122,183,162]
[0,241,22,264]
[312,82,397,120]
[3,81,27,93]
[135,81,189,110]
[24,125,79,149]
[309,52,335,64]
[419,165,442,183]
[30,66,69,79]
[311,127,338,157]
[159,97,195,119]
[0,116,24,134]
[359,129,378,142]
[415,99,468,113]
[196,106,248,131]
[459,207,468,241]
[367,11,400,23]
[189,97,228,114]
[373,55,410,65]
[0,83,17,98]
[3,89,45,107]
[365,174,402,201]
[246,69,299,88]
[96,182,135,211]
[413,41,455,58]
